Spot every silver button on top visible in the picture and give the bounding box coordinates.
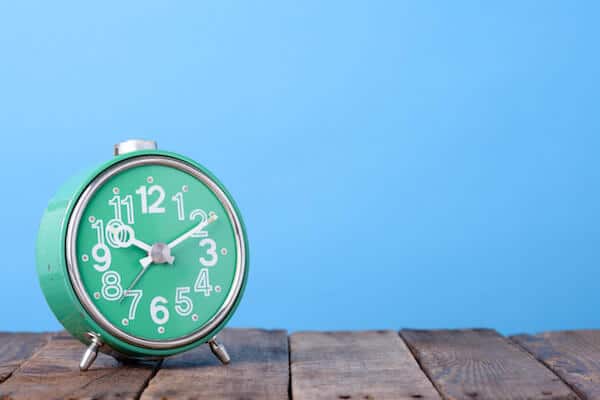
[114,139,158,156]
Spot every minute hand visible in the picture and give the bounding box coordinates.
[168,214,218,250]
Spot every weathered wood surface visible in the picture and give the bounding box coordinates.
[0,332,159,400]
[0,333,50,383]
[401,329,578,400]
[513,331,600,400]
[290,330,441,400]
[141,329,289,400]
[2,328,600,400]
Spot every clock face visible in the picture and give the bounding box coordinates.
[67,156,245,345]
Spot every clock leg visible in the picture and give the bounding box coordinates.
[80,332,102,371]
[208,336,230,365]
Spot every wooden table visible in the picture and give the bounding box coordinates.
[0,329,598,400]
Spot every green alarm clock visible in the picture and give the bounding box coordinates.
[36,139,248,370]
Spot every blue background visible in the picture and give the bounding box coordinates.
[1,2,598,334]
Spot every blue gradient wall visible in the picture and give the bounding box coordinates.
[1,1,598,334]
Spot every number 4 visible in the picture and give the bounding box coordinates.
[194,268,212,296]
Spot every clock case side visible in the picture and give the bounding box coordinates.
[36,149,249,359]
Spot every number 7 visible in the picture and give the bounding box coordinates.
[123,290,143,320]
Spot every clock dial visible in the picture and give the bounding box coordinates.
[73,161,240,341]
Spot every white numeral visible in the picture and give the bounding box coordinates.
[136,185,166,214]
[122,195,134,223]
[190,209,208,238]
[123,290,143,320]
[174,287,193,316]
[150,296,170,324]
[199,238,218,267]
[108,195,135,224]
[172,192,185,221]
[91,243,111,272]
[101,271,122,301]
[91,219,105,245]
[194,268,212,296]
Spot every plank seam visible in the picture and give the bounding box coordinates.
[397,331,447,400]
[509,336,584,400]
[0,333,53,386]
[134,358,163,400]
[287,335,292,400]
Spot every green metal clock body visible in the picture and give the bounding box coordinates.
[36,142,248,365]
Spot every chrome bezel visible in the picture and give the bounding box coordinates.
[65,155,246,350]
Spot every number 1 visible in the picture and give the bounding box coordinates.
[172,192,185,221]
[108,195,134,224]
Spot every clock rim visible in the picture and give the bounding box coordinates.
[65,154,247,350]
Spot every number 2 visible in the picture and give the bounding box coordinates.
[190,209,209,238]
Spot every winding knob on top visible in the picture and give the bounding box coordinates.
[114,139,158,156]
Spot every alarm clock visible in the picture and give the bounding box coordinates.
[36,139,248,370]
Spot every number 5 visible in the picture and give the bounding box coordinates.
[175,287,193,316]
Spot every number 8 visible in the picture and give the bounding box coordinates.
[101,271,122,301]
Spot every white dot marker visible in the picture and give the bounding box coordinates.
[220,248,227,256]
[192,314,199,321]
[209,211,216,218]
[113,187,120,194]
[215,286,222,293]
[182,185,189,192]
[82,254,89,262]
[88,216,96,223]
[147,176,154,184]
[158,326,165,334]
[94,292,101,299]
[122,318,129,326]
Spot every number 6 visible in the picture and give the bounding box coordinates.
[150,296,169,325]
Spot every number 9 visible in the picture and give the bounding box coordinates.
[92,243,111,272]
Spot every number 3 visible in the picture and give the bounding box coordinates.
[199,238,218,267]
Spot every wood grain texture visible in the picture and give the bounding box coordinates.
[401,329,578,400]
[0,332,159,400]
[512,331,600,400]
[290,330,441,400]
[141,328,289,400]
[0,333,51,383]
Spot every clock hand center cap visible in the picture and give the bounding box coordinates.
[149,243,174,264]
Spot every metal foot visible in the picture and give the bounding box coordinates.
[209,336,230,364]
[80,333,102,371]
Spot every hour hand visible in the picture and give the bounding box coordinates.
[105,221,152,252]
[131,238,152,253]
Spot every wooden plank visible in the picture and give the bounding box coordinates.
[141,328,289,400]
[290,330,441,400]
[0,332,51,383]
[512,330,600,400]
[401,329,578,400]
[0,332,158,400]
